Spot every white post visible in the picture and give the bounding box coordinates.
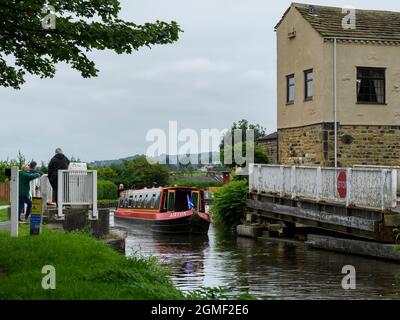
[91,170,98,220]
[316,167,322,202]
[391,169,398,208]
[280,165,284,197]
[291,166,296,199]
[57,170,63,219]
[346,168,352,207]
[381,170,387,211]
[10,166,19,237]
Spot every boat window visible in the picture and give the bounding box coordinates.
[162,191,168,211]
[132,195,136,208]
[191,192,199,211]
[143,193,149,209]
[154,193,161,209]
[167,191,175,211]
[138,194,143,209]
[148,194,156,209]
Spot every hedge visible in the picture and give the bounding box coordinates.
[97,180,118,200]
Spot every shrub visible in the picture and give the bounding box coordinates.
[97,180,118,200]
[212,180,248,228]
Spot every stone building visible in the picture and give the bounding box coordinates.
[275,3,400,167]
[257,132,278,164]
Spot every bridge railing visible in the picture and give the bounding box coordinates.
[249,164,398,210]
[57,170,98,220]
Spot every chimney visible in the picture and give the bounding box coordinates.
[308,5,316,15]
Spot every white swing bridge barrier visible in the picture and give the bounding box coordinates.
[57,170,98,220]
[249,164,398,211]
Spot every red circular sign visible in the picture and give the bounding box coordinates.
[337,171,347,198]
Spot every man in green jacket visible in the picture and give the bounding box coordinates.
[19,165,41,222]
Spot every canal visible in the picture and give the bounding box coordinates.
[112,217,400,300]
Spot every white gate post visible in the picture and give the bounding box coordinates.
[91,170,98,220]
[57,170,63,219]
[10,166,19,237]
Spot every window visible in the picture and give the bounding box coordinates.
[357,67,385,104]
[167,191,175,211]
[286,74,295,104]
[162,191,168,210]
[304,69,313,100]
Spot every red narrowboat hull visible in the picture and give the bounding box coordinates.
[114,209,211,234]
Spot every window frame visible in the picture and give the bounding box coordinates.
[286,74,295,105]
[356,67,386,105]
[304,69,313,101]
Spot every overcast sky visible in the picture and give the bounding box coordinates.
[0,0,398,163]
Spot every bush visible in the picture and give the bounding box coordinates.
[97,180,118,200]
[212,180,248,228]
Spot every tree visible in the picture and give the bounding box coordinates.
[0,1,182,89]
[97,167,118,183]
[114,156,169,189]
[227,119,267,142]
[220,141,269,168]
[219,120,269,167]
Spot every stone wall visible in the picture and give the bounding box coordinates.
[278,123,400,167]
[338,125,400,167]
[278,123,334,166]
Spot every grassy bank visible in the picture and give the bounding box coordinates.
[0,226,184,300]
[0,208,8,222]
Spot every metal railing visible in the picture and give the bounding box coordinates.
[249,164,398,210]
[57,170,98,220]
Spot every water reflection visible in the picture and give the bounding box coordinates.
[113,217,400,300]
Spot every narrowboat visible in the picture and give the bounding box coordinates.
[114,186,211,234]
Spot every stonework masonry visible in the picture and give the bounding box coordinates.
[278,123,400,167]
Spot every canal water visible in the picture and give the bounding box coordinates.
[111,217,400,300]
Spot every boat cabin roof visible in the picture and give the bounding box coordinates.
[120,186,202,197]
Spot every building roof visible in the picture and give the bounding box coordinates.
[257,132,278,142]
[276,3,400,41]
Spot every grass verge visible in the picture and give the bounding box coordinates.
[0,226,184,300]
[0,208,8,222]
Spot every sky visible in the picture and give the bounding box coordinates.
[1,0,399,163]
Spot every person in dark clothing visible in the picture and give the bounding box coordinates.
[48,148,70,205]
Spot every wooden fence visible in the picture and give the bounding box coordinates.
[0,182,10,201]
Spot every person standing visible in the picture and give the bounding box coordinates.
[117,184,125,198]
[48,148,70,205]
[19,165,41,222]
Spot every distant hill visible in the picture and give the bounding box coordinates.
[90,152,220,168]
[90,155,144,167]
